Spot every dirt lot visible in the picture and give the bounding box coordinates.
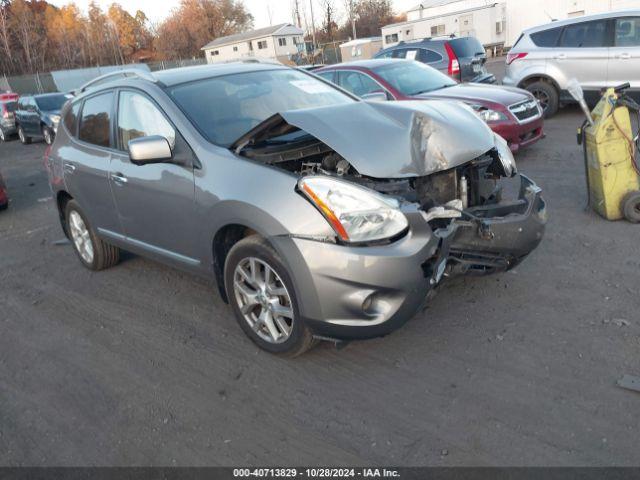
[1,100,639,466]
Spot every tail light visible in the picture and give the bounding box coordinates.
[444,42,460,78]
[506,52,528,65]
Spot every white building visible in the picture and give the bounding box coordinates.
[382,0,640,51]
[382,0,507,49]
[339,37,384,61]
[202,24,305,64]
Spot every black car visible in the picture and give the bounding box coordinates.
[15,93,70,145]
[374,36,496,84]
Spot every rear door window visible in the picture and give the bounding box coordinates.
[336,71,383,97]
[559,20,608,47]
[418,49,443,63]
[79,92,113,148]
[615,17,640,46]
[530,27,563,47]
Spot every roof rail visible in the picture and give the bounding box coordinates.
[223,57,283,66]
[73,69,157,96]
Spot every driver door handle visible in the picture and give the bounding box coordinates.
[554,53,567,60]
[63,162,76,173]
[618,53,631,60]
[111,172,128,185]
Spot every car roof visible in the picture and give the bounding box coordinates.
[153,62,288,87]
[70,62,292,103]
[320,58,405,70]
[524,9,640,34]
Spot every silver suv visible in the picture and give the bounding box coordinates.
[45,63,546,356]
[503,10,640,117]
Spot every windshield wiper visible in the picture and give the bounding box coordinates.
[410,84,455,95]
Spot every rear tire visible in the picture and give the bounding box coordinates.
[526,80,559,118]
[64,200,120,271]
[224,235,315,357]
[622,191,640,223]
[18,126,31,145]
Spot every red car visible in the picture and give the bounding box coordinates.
[316,59,544,153]
[0,171,8,210]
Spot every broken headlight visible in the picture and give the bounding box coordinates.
[494,133,517,178]
[298,176,408,243]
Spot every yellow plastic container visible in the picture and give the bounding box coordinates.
[584,88,640,220]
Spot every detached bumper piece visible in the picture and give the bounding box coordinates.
[449,174,547,275]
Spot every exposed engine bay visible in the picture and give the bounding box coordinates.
[235,125,510,219]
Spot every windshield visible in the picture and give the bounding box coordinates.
[168,68,355,147]
[35,94,68,112]
[373,61,456,96]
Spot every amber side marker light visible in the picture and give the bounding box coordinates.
[301,183,350,241]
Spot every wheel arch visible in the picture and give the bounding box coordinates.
[518,74,561,93]
[56,190,74,238]
[212,223,258,303]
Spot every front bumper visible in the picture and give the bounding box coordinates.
[491,115,545,153]
[275,175,546,341]
[449,174,547,274]
[0,119,16,135]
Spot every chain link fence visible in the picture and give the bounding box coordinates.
[2,58,207,95]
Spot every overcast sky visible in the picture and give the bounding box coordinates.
[48,0,418,27]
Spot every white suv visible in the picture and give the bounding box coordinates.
[503,10,640,117]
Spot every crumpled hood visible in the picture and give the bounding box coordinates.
[279,100,496,178]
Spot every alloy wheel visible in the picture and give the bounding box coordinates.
[18,128,24,143]
[531,89,550,112]
[44,128,52,145]
[0,128,5,142]
[233,257,294,344]
[69,210,94,264]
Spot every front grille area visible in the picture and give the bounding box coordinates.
[509,99,540,122]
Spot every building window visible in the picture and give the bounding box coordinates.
[384,33,399,43]
[293,37,300,45]
[278,37,287,47]
[257,40,268,49]
[233,46,238,52]
[431,24,445,36]
[210,50,219,56]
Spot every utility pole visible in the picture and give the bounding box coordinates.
[294,0,302,28]
[309,0,317,52]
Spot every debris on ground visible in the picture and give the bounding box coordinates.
[603,318,630,327]
[617,375,640,394]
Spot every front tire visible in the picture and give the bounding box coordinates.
[18,126,31,145]
[43,126,54,145]
[526,81,559,118]
[65,200,120,271]
[224,235,315,356]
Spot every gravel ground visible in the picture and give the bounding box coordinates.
[0,97,639,466]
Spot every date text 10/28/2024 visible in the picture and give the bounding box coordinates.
[233,469,401,478]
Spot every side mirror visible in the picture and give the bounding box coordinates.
[362,91,388,102]
[128,136,172,165]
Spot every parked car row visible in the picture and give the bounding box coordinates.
[0,91,70,145]
[505,9,640,117]
[315,59,544,153]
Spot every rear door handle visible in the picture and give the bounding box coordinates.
[554,53,567,60]
[63,162,76,173]
[619,52,631,59]
[111,172,128,185]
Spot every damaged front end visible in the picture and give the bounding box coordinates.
[232,100,546,283]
